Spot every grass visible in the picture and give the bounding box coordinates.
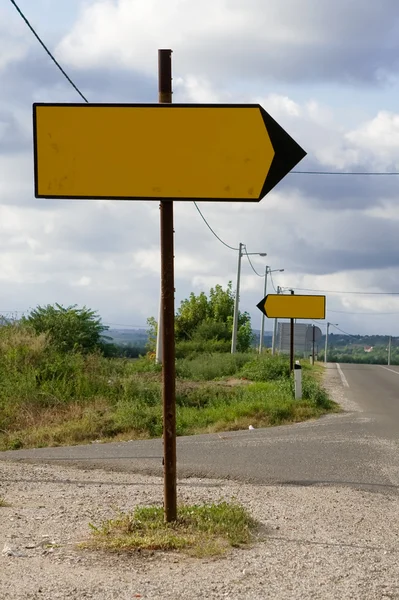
[0,323,337,450]
[0,497,10,507]
[176,352,253,380]
[82,501,256,557]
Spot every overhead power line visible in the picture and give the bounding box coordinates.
[243,246,264,278]
[9,0,88,103]
[193,203,238,250]
[269,270,278,292]
[330,323,359,339]
[293,287,399,296]
[328,309,399,315]
[291,170,399,176]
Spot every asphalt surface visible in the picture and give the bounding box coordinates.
[1,363,399,494]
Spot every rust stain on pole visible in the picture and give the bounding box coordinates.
[290,290,294,372]
[158,49,177,523]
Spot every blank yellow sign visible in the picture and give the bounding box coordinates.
[33,103,306,201]
[258,294,326,319]
[34,104,274,200]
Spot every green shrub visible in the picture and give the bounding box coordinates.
[302,374,332,409]
[114,401,163,437]
[176,385,240,408]
[0,321,335,449]
[240,354,291,381]
[175,340,231,359]
[129,357,162,374]
[176,353,252,380]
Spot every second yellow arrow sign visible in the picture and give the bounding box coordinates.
[33,103,306,201]
[257,294,326,319]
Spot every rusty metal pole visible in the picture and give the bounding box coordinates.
[158,49,177,522]
[290,290,294,372]
[312,324,316,364]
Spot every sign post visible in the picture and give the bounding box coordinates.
[158,49,177,523]
[33,62,306,522]
[290,290,295,372]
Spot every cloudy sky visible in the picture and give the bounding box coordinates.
[2,0,399,337]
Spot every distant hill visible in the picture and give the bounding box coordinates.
[107,328,148,347]
[106,328,275,349]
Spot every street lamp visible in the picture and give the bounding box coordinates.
[259,266,284,354]
[324,322,338,364]
[231,242,267,354]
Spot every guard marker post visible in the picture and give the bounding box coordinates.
[294,361,302,400]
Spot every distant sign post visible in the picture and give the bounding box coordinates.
[257,294,326,371]
[33,53,306,522]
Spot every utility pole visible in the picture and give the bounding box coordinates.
[388,336,392,366]
[231,245,266,353]
[260,267,284,354]
[158,49,177,523]
[231,242,243,354]
[324,323,329,364]
[271,286,281,355]
[324,322,338,364]
[259,265,269,354]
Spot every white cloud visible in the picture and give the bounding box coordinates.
[3,1,399,335]
[346,111,399,169]
[0,13,30,71]
[56,0,399,84]
[73,275,92,287]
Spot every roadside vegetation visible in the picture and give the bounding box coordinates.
[83,501,256,557]
[0,300,337,451]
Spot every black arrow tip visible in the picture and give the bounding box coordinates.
[256,297,267,316]
[259,107,306,199]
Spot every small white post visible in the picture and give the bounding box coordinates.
[294,360,302,400]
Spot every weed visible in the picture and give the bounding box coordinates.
[83,501,256,556]
[176,353,252,380]
[0,323,335,450]
[240,354,291,381]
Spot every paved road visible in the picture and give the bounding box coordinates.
[1,364,399,494]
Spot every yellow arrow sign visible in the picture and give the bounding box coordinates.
[257,294,326,319]
[33,103,306,201]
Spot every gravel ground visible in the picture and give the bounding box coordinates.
[1,367,398,600]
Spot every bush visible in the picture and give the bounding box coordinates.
[129,356,162,374]
[22,304,108,354]
[176,384,239,408]
[302,374,332,409]
[175,340,231,359]
[240,354,291,381]
[0,322,335,450]
[176,353,253,380]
